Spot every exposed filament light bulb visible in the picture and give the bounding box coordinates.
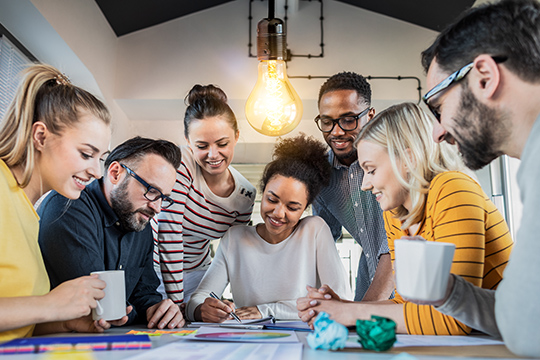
[245,16,303,136]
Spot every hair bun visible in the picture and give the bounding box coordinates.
[186,84,227,105]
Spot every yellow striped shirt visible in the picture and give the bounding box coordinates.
[386,171,513,335]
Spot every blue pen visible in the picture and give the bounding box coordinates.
[209,291,242,323]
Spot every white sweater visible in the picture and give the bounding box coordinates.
[186,216,353,321]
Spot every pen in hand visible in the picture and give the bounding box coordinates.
[209,291,242,323]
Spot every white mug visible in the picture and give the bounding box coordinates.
[91,270,127,321]
[394,239,455,301]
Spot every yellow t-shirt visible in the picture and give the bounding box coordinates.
[0,159,50,341]
[386,171,513,335]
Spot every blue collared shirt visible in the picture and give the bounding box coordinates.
[38,179,162,324]
[313,150,389,301]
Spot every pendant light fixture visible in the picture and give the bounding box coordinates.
[245,0,303,136]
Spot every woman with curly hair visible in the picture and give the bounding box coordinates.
[186,134,353,322]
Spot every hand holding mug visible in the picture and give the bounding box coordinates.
[394,238,455,302]
[44,275,105,322]
[90,270,127,321]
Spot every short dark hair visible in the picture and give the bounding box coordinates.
[104,136,181,171]
[184,84,238,138]
[260,134,331,206]
[318,71,372,106]
[422,0,540,83]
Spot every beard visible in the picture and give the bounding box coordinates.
[452,85,507,170]
[110,178,155,232]
[334,148,357,162]
[327,135,358,163]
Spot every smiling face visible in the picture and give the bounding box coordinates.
[426,61,508,170]
[318,90,374,166]
[38,111,110,200]
[187,116,239,178]
[357,140,410,212]
[258,175,309,244]
[110,153,176,232]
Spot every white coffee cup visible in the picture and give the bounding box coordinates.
[91,270,126,321]
[394,239,455,301]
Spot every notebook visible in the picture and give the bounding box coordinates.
[187,315,275,329]
[0,334,151,354]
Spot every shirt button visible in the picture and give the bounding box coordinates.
[116,222,120,226]
[350,174,354,179]
[119,265,123,269]
[354,202,358,207]
[360,228,364,233]
[366,253,370,258]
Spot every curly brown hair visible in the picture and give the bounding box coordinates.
[260,134,331,205]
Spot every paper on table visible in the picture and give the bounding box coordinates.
[264,321,312,332]
[188,326,299,343]
[187,315,275,328]
[127,342,302,360]
[346,334,504,348]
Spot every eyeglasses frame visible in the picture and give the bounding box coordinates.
[120,163,174,209]
[423,56,507,122]
[314,106,372,133]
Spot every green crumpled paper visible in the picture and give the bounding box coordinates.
[356,315,397,351]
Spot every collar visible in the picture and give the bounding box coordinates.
[328,149,359,170]
[87,178,120,228]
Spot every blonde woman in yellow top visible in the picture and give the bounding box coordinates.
[297,102,513,335]
[0,64,119,341]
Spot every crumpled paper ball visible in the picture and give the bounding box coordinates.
[307,312,348,350]
[356,315,397,351]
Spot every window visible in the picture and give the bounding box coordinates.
[0,29,35,123]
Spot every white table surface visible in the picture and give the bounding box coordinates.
[0,326,520,360]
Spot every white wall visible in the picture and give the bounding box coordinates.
[114,0,438,148]
[30,0,133,143]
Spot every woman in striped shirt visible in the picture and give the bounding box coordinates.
[297,102,513,335]
[154,84,256,305]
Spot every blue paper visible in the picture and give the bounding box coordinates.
[306,312,348,350]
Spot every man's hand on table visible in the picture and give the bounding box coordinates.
[146,299,185,329]
[64,305,132,333]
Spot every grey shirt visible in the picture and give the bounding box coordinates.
[312,150,388,301]
[437,116,540,357]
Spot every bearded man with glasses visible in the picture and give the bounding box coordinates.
[308,72,394,302]
[38,136,185,330]
[418,0,540,357]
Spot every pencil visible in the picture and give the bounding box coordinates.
[209,291,242,323]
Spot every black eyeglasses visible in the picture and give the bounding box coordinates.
[423,56,507,122]
[120,164,174,209]
[315,107,372,133]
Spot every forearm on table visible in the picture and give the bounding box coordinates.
[257,300,298,320]
[0,296,62,333]
[361,254,394,301]
[33,321,68,336]
[436,274,500,338]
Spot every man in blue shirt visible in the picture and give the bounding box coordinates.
[39,137,184,329]
[312,72,393,301]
